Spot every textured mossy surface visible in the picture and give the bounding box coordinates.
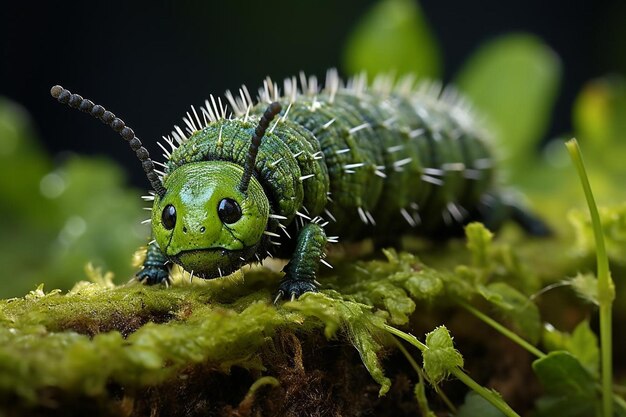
[0,220,596,417]
[0,265,387,416]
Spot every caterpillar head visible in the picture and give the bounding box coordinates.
[151,101,282,278]
[151,161,269,278]
[50,84,281,279]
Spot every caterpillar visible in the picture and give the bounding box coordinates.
[50,70,549,301]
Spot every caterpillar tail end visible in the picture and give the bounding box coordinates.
[510,205,553,237]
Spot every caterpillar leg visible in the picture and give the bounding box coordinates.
[275,222,327,302]
[136,240,171,286]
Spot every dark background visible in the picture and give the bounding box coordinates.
[1,0,625,187]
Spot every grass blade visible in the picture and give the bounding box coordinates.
[566,138,614,417]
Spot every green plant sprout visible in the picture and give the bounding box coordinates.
[566,138,615,417]
[384,324,521,417]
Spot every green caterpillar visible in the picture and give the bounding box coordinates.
[50,70,548,300]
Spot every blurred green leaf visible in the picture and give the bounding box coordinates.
[343,0,440,78]
[466,222,493,270]
[569,203,626,267]
[43,157,149,291]
[0,98,53,225]
[542,320,599,378]
[0,97,147,297]
[616,397,626,417]
[478,282,541,343]
[573,76,626,169]
[572,77,626,202]
[456,391,506,417]
[532,351,597,417]
[456,34,561,173]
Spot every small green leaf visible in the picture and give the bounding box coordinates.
[542,320,599,378]
[456,34,561,173]
[395,268,444,300]
[423,326,464,384]
[465,222,493,270]
[535,353,588,386]
[532,351,597,417]
[478,282,541,343]
[456,391,507,417]
[374,283,416,325]
[343,0,441,78]
[568,321,600,377]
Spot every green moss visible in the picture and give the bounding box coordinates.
[0,213,616,415]
[0,263,394,407]
[0,219,575,415]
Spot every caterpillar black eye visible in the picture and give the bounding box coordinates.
[161,204,176,230]
[218,198,242,224]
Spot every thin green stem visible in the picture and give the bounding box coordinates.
[566,138,614,417]
[382,324,521,417]
[383,323,427,351]
[458,300,546,359]
[392,337,457,413]
[599,304,614,416]
[450,368,520,417]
